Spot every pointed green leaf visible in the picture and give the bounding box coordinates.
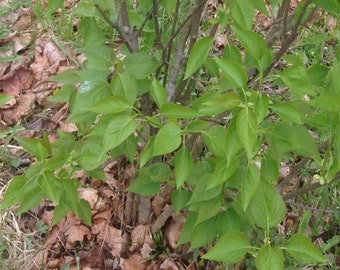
[140,136,155,167]
[241,163,260,212]
[150,79,167,109]
[284,234,328,264]
[174,147,193,188]
[124,53,160,79]
[202,230,250,262]
[255,246,283,270]
[254,93,269,124]
[185,37,213,79]
[215,58,248,89]
[279,65,314,97]
[189,218,218,250]
[0,176,28,209]
[0,94,12,106]
[215,209,242,235]
[246,181,286,228]
[15,137,49,160]
[271,102,302,124]
[161,103,201,118]
[261,156,279,185]
[207,157,240,188]
[235,28,268,61]
[153,123,181,156]
[196,197,221,225]
[78,199,92,226]
[160,0,177,15]
[89,96,132,114]
[128,163,171,196]
[309,94,340,111]
[265,122,320,162]
[198,92,241,114]
[203,125,228,157]
[38,173,63,204]
[252,0,270,16]
[171,189,190,212]
[236,107,258,157]
[103,115,136,151]
[230,0,254,30]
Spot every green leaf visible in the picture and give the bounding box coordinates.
[186,120,209,133]
[52,201,70,226]
[15,137,49,161]
[46,0,64,15]
[188,174,222,204]
[161,103,201,118]
[234,28,268,61]
[309,94,340,111]
[279,65,314,97]
[49,69,80,84]
[271,102,303,124]
[153,123,181,156]
[202,230,250,262]
[284,234,328,264]
[17,187,44,215]
[89,96,132,114]
[196,197,221,224]
[128,163,171,195]
[160,0,177,15]
[78,142,108,171]
[0,94,12,106]
[255,246,284,270]
[225,117,243,163]
[252,0,270,16]
[78,199,92,226]
[48,85,77,103]
[308,64,329,86]
[140,136,155,167]
[174,147,193,188]
[246,181,286,229]
[177,212,198,246]
[215,58,248,89]
[236,107,258,157]
[230,0,254,30]
[203,125,228,157]
[189,218,218,250]
[254,93,269,124]
[265,122,320,162]
[150,79,167,108]
[223,45,242,64]
[261,156,279,185]
[111,73,138,104]
[185,37,213,79]
[124,53,160,79]
[215,209,242,235]
[103,115,136,151]
[0,176,28,209]
[171,189,190,212]
[38,173,63,204]
[78,17,105,46]
[207,157,240,188]
[241,164,260,212]
[198,92,241,114]
[312,0,340,16]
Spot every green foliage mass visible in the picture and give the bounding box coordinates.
[2,0,340,268]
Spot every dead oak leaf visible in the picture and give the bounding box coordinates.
[1,92,35,125]
[0,68,33,96]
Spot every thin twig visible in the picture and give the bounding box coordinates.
[94,4,135,53]
[286,200,340,215]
